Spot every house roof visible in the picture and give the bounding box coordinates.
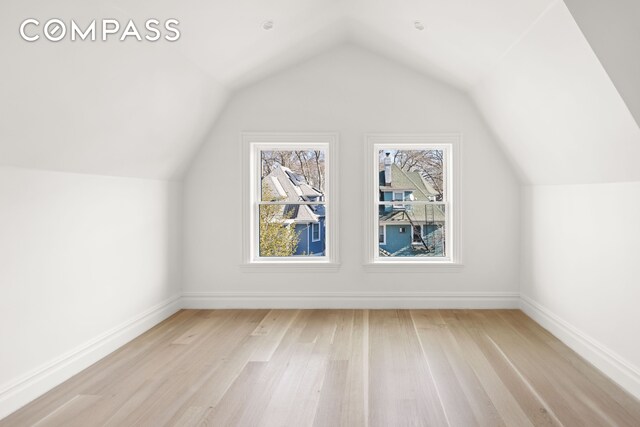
[284,204,321,224]
[380,206,446,224]
[262,164,323,223]
[263,165,322,202]
[379,164,438,201]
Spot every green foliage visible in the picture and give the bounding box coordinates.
[259,187,300,257]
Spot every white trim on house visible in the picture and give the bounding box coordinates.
[241,133,339,270]
[364,133,462,269]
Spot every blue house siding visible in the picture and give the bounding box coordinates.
[293,218,325,255]
[380,224,444,256]
[380,224,411,253]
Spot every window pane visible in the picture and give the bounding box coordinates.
[378,149,444,202]
[261,150,325,202]
[378,204,446,257]
[259,204,326,257]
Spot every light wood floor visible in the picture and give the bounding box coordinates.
[3,310,640,426]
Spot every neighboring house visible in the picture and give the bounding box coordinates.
[379,159,445,256]
[262,164,325,256]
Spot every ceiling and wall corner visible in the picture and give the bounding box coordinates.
[563,0,640,129]
[471,0,640,185]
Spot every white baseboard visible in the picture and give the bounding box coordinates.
[520,294,640,400]
[0,295,182,421]
[181,291,520,309]
[6,291,638,421]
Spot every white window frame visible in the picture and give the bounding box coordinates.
[311,222,321,242]
[364,134,462,269]
[242,133,339,271]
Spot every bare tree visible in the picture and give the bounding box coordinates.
[385,150,444,197]
[313,150,323,191]
[261,150,325,192]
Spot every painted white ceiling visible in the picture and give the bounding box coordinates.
[1,0,638,183]
[473,1,640,184]
[563,0,640,128]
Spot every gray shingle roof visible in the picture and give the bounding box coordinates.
[262,165,323,223]
[379,205,446,224]
[379,164,438,201]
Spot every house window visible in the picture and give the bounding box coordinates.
[311,223,321,242]
[378,225,386,244]
[365,134,460,265]
[243,133,338,266]
[411,225,423,245]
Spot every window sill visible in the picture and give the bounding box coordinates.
[363,261,464,273]
[240,261,341,273]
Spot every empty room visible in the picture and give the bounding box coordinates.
[1,0,639,425]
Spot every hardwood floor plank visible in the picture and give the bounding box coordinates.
[2,309,639,427]
[3,310,199,427]
[249,310,301,362]
[368,310,449,427]
[462,309,603,426]
[104,310,269,426]
[32,394,102,427]
[503,310,640,422]
[410,310,504,427]
[448,311,561,426]
[339,310,367,427]
[438,310,535,427]
[313,360,349,427]
[275,310,338,426]
[488,310,640,427]
[170,406,206,427]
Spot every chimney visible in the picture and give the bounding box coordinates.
[384,152,392,185]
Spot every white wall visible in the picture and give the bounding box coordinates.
[521,182,640,398]
[0,167,182,418]
[182,45,521,303]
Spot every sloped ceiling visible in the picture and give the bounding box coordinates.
[1,0,638,183]
[563,0,640,128]
[472,1,640,184]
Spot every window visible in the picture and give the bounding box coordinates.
[411,225,423,245]
[311,223,321,242]
[242,133,338,267]
[364,134,460,265]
